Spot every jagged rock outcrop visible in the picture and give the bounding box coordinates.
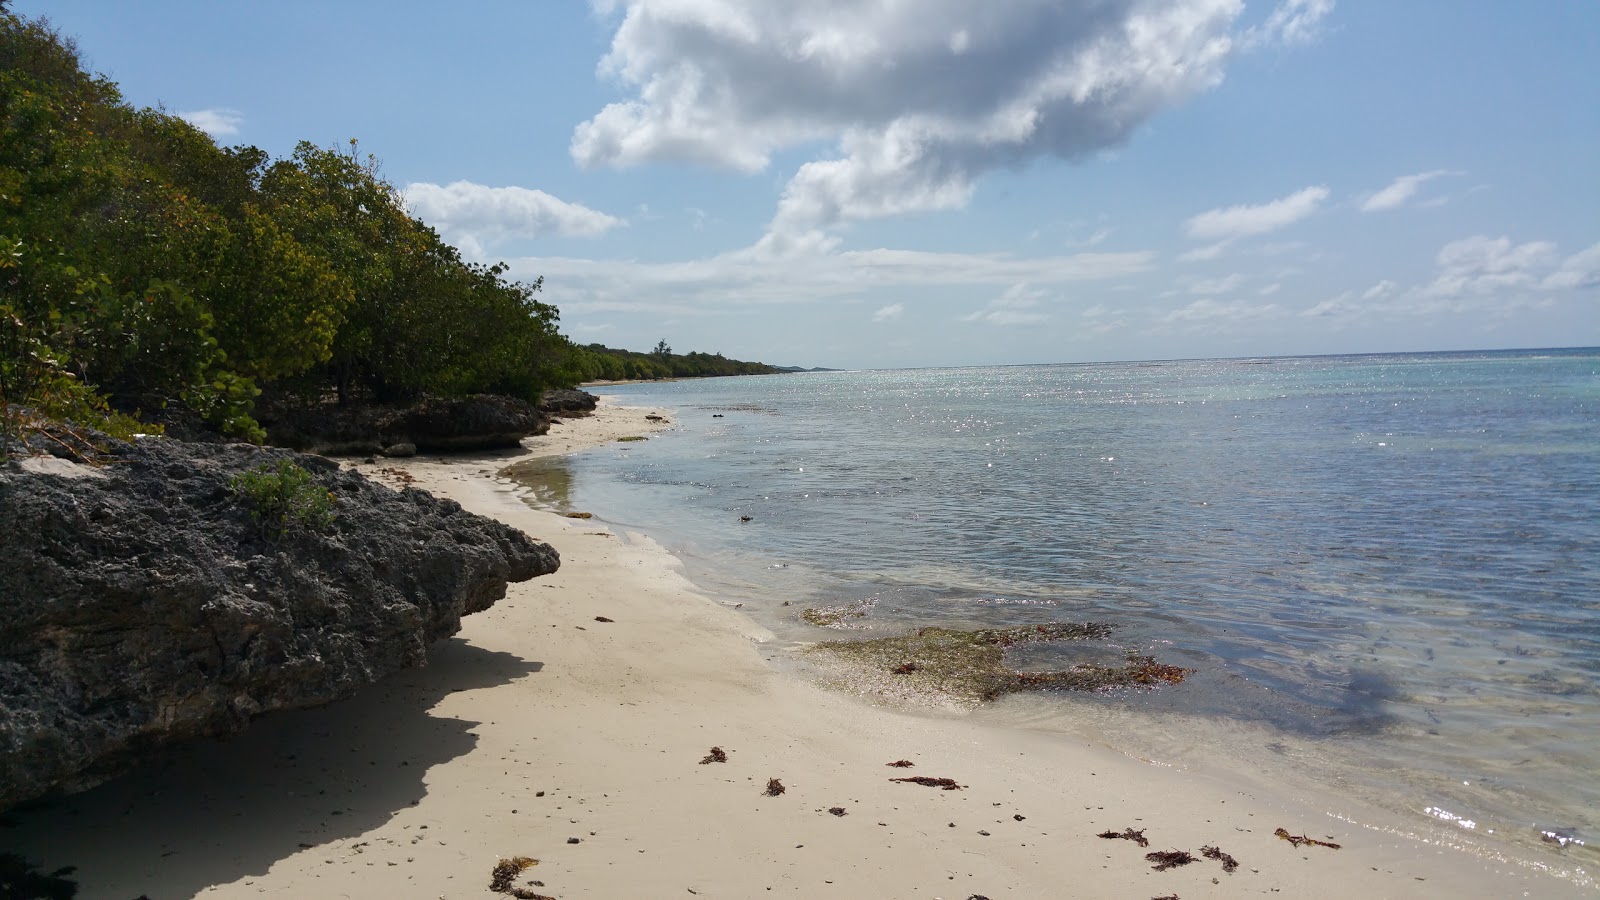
[260,394,551,456]
[538,388,599,417]
[0,435,559,811]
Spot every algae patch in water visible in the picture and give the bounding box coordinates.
[807,623,1192,706]
[800,599,876,628]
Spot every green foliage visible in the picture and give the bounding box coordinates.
[0,242,153,453]
[228,458,336,539]
[0,7,784,449]
[566,343,780,381]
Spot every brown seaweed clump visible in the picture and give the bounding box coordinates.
[1097,827,1150,847]
[808,623,1189,705]
[489,857,552,898]
[699,746,728,764]
[1274,827,1341,849]
[886,759,916,768]
[890,776,963,790]
[765,778,786,796]
[1200,844,1239,873]
[1145,849,1198,871]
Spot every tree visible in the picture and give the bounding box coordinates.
[653,339,671,358]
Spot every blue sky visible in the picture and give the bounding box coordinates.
[23,1,1599,368]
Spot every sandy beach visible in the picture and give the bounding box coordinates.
[5,401,1589,899]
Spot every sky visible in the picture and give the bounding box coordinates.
[20,0,1600,369]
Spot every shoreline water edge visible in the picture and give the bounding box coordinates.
[4,400,1591,898]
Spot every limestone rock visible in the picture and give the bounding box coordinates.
[537,388,599,416]
[0,435,558,811]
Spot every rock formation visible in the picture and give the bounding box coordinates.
[0,435,558,811]
[260,394,551,456]
[537,388,599,417]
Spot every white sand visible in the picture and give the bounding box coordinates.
[6,402,1588,898]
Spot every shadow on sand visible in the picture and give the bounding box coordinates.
[0,639,541,899]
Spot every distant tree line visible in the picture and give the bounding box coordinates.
[0,6,774,444]
[565,342,778,381]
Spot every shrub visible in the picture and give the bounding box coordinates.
[229,458,336,539]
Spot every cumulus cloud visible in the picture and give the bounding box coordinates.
[575,1,1329,238]
[1303,236,1596,322]
[872,302,905,322]
[179,108,243,137]
[964,283,1050,326]
[405,181,623,255]
[1542,240,1600,291]
[1361,170,1459,212]
[1184,186,1329,241]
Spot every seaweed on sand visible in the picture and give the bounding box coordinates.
[890,776,963,790]
[1274,827,1341,849]
[1145,849,1198,871]
[1097,827,1150,847]
[808,623,1191,705]
[699,746,728,764]
[1200,844,1239,872]
[886,760,916,767]
[765,778,786,796]
[489,857,551,898]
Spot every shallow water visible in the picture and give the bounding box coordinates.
[512,348,1600,868]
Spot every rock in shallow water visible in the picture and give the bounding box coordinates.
[0,436,558,811]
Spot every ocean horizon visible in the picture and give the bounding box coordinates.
[514,346,1600,868]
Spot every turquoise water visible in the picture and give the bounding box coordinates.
[521,349,1600,864]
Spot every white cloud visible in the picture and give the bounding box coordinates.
[872,303,905,322]
[1542,241,1600,290]
[1178,239,1233,262]
[1361,279,1397,301]
[576,1,1273,238]
[1240,0,1336,49]
[179,108,243,138]
[405,181,624,254]
[964,283,1050,326]
[1163,297,1282,324]
[1064,226,1113,249]
[1185,186,1329,241]
[1361,170,1459,212]
[1424,235,1558,298]
[507,244,1153,317]
[1303,236,1597,322]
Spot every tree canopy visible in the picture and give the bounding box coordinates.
[0,6,777,445]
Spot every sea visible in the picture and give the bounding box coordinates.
[509,348,1600,874]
